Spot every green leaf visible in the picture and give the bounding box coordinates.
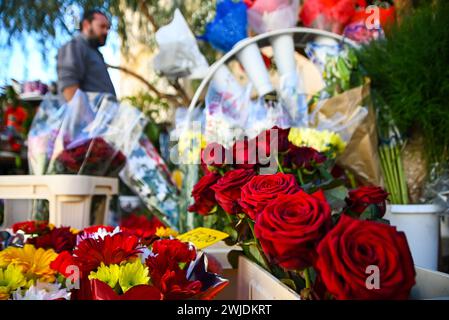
[280,279,297,291]
[324,185,348,210]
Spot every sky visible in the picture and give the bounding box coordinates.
[0,23,121,94]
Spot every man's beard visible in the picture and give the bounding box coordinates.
[86,28,107,48]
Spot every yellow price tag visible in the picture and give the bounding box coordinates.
[177,227,229,250]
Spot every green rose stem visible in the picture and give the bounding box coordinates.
[381,145,399,203]
[303,267,312,289]
[394,145,409,204]
[379,145,396,203]
[296,169,305,186]
[247,218,272,273]
[388,147,401,203]
[276,154,285,174]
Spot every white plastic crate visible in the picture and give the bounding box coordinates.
[0,175,118,230]
[215,255,449,300]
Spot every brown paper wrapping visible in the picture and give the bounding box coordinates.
[310,82,382,186]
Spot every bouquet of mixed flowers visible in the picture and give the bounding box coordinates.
[0,218,228,300]
[187,126,416,299]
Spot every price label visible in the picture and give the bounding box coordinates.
[177,227,229,249]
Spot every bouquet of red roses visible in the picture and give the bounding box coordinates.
[52,137,126,176]
[188,126,416,300]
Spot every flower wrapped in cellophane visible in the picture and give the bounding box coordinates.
[153,9,209,80]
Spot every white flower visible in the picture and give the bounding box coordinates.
[138,246,153,264]
[76,226,122,245]
[12,282,71,300]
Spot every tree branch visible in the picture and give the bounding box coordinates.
[169,79,191,107]
[107,64,181,105]
[139,0,159,31]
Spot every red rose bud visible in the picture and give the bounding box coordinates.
[188,173,221,215]
[232,139,258,169]
[201,142,228,169]
[255,190,332,270]
[211,169,256,215]
[315,215,416,300]
[258,126,291,155]
[346,186,389,218]
[283,145,326,170]
[239,173,301,220]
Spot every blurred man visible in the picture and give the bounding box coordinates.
[57,9,116,101]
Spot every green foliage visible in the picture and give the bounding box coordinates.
[357,0,449,165]
[0,0,217,59]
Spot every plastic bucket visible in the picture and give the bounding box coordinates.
[385,204,443,270]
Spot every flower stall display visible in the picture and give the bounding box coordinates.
[186,124,418,299]
[27,89,180,227]
[0,219,228,300]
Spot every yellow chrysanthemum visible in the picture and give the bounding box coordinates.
[0,265,28,300]
[155,227,179,238]
[88,263,120,289]
[0,245,58,283]
[118,261,150,293]
[288,128,346,156]
[178,131,207,164]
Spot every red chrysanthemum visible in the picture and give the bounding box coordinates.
[120,214,164,239]
[73,233,142,273]
[12,220,49,235]
[157,269,202,300]
[146,239,199,298]
[27,227,77,253]
[50,250,79,279]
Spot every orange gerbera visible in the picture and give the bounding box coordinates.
[0,244,58,282]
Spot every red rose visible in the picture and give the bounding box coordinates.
[201,142,228,169]
[232,139,258,169]
[257,126,291,156]
[315,215,416,300]
[255,190,332,270]
[346,186,389,217]
[211,169,256,214]
[188,173,221,215]
[283,146,326,170]
[239,173,301,220]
